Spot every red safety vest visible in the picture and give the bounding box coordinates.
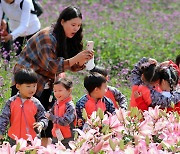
[52,97,76,138]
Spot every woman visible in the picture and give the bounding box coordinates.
[0,0,41,55]
[11,6,93,146]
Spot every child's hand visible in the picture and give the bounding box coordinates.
[134,91,142,98]
[159,61,169,67]
[77,119,83,127]
[33,122,43,133]
[45,111,50,118]
[149,58,157,65]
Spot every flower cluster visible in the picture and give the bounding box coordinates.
[0,107,179,153]
[69,107,179,153]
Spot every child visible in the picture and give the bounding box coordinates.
[130,57,180,111]
[76,72,115,128]
[0,68,48,146]
[45,77,76,149]
[90,66,127,109]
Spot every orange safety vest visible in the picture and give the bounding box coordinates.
[105,89,119,109]
[52,97,76,139]
[85,95,106,118]
[8,97,37,140]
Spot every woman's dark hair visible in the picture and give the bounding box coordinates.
[159,66,178,93]
[90,66,108,77]
[84,73,107,94]
[15,68,38,84]
[141,64,160,83]
[53,6,83,59]
[53,77,73,90]
[175,54,180,66]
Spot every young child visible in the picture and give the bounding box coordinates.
[90,66,127,109]
[130,57,180,111]
[0,68,48,146]
[76,72,115,129]
[45,77,76,149]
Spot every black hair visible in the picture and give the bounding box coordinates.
[90,66,108,77]
[53,77,73,90]
[175,54,180,67]
[14,68,38,84]
[84,73,107,94]
[159,66,178,93]
[141,64,160,83]
[53,6,83,59]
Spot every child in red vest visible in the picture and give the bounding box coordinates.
[130,57,180,113]
[45,77,76,149]
[90,66,127,109]
[0,68,48,146]
[76,72,115,129]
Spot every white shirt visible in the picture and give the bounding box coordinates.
[0,0,41,40]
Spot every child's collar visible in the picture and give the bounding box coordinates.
[57,96,72,105]
[87,94,102,103]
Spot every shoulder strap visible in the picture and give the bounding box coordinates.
[19,0,37,15]
[20,0,24,9]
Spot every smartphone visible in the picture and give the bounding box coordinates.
[86,41,94,51]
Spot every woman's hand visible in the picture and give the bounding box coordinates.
[159,61,169,67]
[0,19,7,32]
[1,34,12,42]
[148,58,157,65]
[69,50,94,67]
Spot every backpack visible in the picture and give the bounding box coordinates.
[20,0,43,17]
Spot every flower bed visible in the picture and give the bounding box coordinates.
[0,107,179,153]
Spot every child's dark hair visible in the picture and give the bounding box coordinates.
[53,77,73,90]
[141,64,160,82]
[84,73,107,94]
[159,66,178,93]
[14,68,38,84]
[175,54,180,67]
[90,66,108,77]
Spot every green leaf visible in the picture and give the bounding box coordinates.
[109,139,116,151]
[101,125,109,134]
[130,107,136,117]
[30,149,37,154]
[15,142,21,152]
[137,112,143,120]
[145,136,150,146]
[119,140,124,150]
[82,108,87,120]
[74,131,78,140]
[170,102,175,108]
[98,108,104,120]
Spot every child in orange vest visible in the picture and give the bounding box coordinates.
[90,66,127,109]
[76,72,115,129]
[45,77,76,149]
[0,68,48,146]
[130,57,180,112]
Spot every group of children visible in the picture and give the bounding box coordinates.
[0,55,179,149]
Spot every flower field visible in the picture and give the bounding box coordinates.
[0,0,179,153]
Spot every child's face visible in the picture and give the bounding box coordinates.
[16,83,37,99]
[95,82,107,99]
[53,84,71,102]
